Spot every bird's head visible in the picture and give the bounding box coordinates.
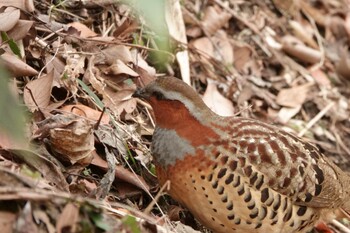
[133,77,216,124]
[133,77,219,145]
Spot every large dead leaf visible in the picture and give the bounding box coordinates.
[104,89,137,116]
[0,149,69,191]
[23,70,54,112]
[201,6,231,36]
[102,45,133,65]
[0,1,34,12]
[60,104,110,125]
[1,52,38,77]
[91,153,150,192]
[202,80,235,116]
[7,19,34,41]
[36,115,95,165]
[0,211,16,233]
[276,84,313,108]
[68,22,98,38]
[165,0,190,84]
[0,7,20,32]
[56,203,79,233]
[106,60,139,76]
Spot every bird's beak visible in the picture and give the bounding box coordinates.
[132,88,149,99]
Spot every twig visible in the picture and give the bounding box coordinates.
[298,102,335,137]
[331,219,350,233]
[144,180,170,214]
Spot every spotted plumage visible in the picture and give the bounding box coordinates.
[133,77,350,233]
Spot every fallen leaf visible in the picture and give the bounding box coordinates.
[91,153,150,192]
[277,106,302,124]
[107,60,139,76]
[23,70,54,112]
[56,203,79,233]
[102,45,133,65]
[0,0,34,12]
[0,211,16,233]
[68,22,98,38]
[165,0,190,84]
[309,68,331,88]
[1,148,69,191]
[0,7,20,32]
[14,202,38,232]
[60,104,110,124]
[36,115,95,165]
[201,6,231,36]
[202,80,235,116]
[276,84,312,108]
[1,52,38,77]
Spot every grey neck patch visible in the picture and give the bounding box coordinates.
[151,127,195,167]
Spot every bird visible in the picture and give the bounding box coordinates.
[132,77,350,233]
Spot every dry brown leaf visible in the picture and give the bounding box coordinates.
[277,106,302,124]
[64,47,86,80]
[165,0,190,84]
[309,68,331,88]
[134,66,156,86]
[45,55,66,88]
[23,70,54,112]
[50,119,94,164]
[60,104,110,125]
[1,52,38,77]
[15,202,38,232]
[68,22,98,38]
[0,7,20,32]
[212,30,234,64]
[202,6,231,36]
[131,49,156,76]
[102,45,133,65]
[3,148,69,191]
[32,210,55,233]
[56,203,79,233]
[271,0,299,16]
[106,60,139,76]
[104,89,137,116]
[0,0,34,12]
[192,37,214,58]
[192,30,233,65]
[91,153,150,192]
[202,80,235,116]
[335,51,350,80]
[7,19,34,41]
[327,16,348,40]
[345,12,350,38]
[232,42,255,73]
[0,211,16,233]
[276,84,312,108]
[37,115,95,165]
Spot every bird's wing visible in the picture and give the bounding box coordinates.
[212,117,345,208]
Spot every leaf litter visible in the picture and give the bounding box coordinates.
[0,0,350,232]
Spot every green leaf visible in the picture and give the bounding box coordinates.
[90,211,111,231]
[1,32,21,57]
[0,64,26,142]
[77,79,104,109]
[122,215,141,233]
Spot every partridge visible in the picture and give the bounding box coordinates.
[133,77,350,233]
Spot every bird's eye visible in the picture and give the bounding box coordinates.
[153,91,165,100]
